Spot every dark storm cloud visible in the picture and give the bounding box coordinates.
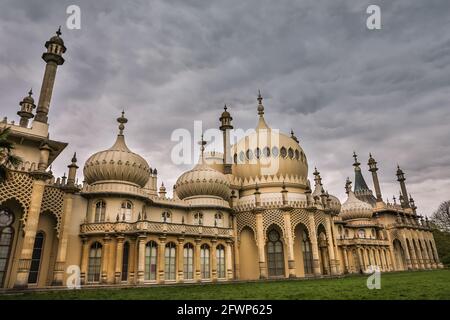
[1,0,449,215]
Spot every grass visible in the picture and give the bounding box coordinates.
[1,269,449,300]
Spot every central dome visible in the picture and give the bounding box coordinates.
[83,112,151,187]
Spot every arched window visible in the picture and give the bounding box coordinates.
[295,150,300,160]
[165,242,176,280]
[345,229,349,239]
[272,146,279,158]
[200,244,210,279]
[263,147,270,157]
[121,201,132,222]
[0,208,14,287]
[233,153,238,164]
[88,242,102,283]
[28,231,45,284]
[246,149,253,160]
[371,229,376,239]
[216,245,226,279]
[255,148,261,159]
[288,148,294,159]
[145,241,158,280]
[194,212,203,225]
[267,229,285,277]
[162,211,171,223]
[94,200,106,222]
[183,243,194,280]
[302,230,313,275]
[280,147,287,158]
[239,151,245,163]
[358,229,366,239]
[121,242,130,282]
[214,212,223,227]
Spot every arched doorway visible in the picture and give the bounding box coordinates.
[317,224,330,275]
[266,228,285,277]
[121,241,130,282]
[238,227,259,280]
[0,208,15,288]
[293,223,313,277]
[393,239,406,270]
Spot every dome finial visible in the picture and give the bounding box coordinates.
[71,152,77,163]
[56,26,62,37]
[199,133,207,160]
[345,177,352,194]
[117,110,128,135]
[28,88,33,96]
[352,151,360,167]
[257,90,264,116]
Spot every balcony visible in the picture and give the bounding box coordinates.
[80,220,233,238]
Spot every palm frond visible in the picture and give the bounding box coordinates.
[0,166,7,183]
[7,154,22,168]
[0,127,11,140]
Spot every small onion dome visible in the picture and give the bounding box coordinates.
[47,26,65,47]
[340,189,373,220]
[21,89,34,104]
[327,193,342,215]
[175,161,230,200]
[83,112,151,187]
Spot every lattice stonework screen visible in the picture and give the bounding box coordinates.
[290,209,311,237]
[0,171,33,220]
[236,211,256,236]
[41,186,65,237]
[262,209,285,239]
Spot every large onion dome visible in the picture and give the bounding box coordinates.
[83,112,151,187]
[340,179,373,220]
[175,136,230,200]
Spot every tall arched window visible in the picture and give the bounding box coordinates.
[28,231,45,284]
[94,200,106,222]
[162,211,171,223]
[88,242,102,283]
[0,208,14,287]
[145,241,158,280]
[121,242,130,282]
[214,212,223,227]
[267,229,285,277]
[194,212,203,225]
[200,244,210,279]
[302,230,313,275]
[121,201,132,222]
[183,243,194,280]
[216,245,226,279]
[165,242,176,280]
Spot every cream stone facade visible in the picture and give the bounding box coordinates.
[0,30,443,290]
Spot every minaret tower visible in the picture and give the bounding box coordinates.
[368,153,384,207]
[219,105,233,174]
[396,165,411,210]
[17,89,36,127]
[34,27,67,124]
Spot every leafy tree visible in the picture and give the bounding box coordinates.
[0,127,22,182]
[431,200,450,232]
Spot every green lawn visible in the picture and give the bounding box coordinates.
[1,270,449,300]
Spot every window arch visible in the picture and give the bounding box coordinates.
[272,146,279,158]
[239,151,245,163]
[162,211,171,223]
[0,208,14,287]
[214,212,223,227]
[280,147,287,158]
[358,229,366,239]
[200,244,210,279]
[302,230,313,275]
[295,149,300,160]
[267,228,285,277]
[145,241,158,280]
[28,231,45,284]
[288,148,294,159]
[121,242,130,282]
[88,242,102,283]
[165,242,176,280]
[121,201,132,222]
[183,243,194,280]
[246,149,253,160]
[194,212,203,225]
[233,153,238,164]
[216,244,226,279]
[255,148,261,159]
[94,200,106,222]
[263,146,270,157]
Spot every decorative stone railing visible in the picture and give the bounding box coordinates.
[80,221,233,238]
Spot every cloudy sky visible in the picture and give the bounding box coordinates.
[1,0,449,215]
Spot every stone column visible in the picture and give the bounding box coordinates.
[406,238,418,269]
[342,247,349,273]
[136,235,146,284]
[356,247,363,273]
[430,238,441,267]
[226,240,233,280]
[325,218,337,275]
[52,191,75,286]
[233,215,240,279]
[14,175,48,288]
[114,236,125,283]
[401,235,413,270]
[128,238,137,283]
[255,212,267,279]
[414,239,424,269]
[380,249,387,271]
[425,239,436,268]
[283,210,296,278]
[419,239,431,269]
[101,236,112,284]
[211,239,218,282]
[158,236,166,284]
[80,237,89,285]
[195,238,202,282]
[177,237,184,283]
[308,213,321,276]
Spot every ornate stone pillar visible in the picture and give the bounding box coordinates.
[308,212,321,276]
[283,210,296,278]
[325,218,337,275]
[342,247,349,273]
[136,235,146,284]
[177,237,185,283]
[401,235,413,270]
[356,247,363,273]
[406,237,419,269]
[430,238,441,267]
[255,212,267,279]
[114,235,124,283]
[233,215,240,279]
[414,239,424,269]
[14,175,48,288]
[101,235,112,284]
[225,240,233,280]
[158,236,166,284]
[195,238,202,282]
[80,237,89,285]
[419,238,431,269]
[128,238,136,283]
[211,239,218,282]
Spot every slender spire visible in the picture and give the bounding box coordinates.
[117,110,128,135]
[352,151,376,205]
[290,129,299,143]
[345,177,352,194]
[313,167,322,186]
[257,89,264,116]
[198,133,207,161]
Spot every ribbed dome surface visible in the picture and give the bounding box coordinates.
[340,191,373,220]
